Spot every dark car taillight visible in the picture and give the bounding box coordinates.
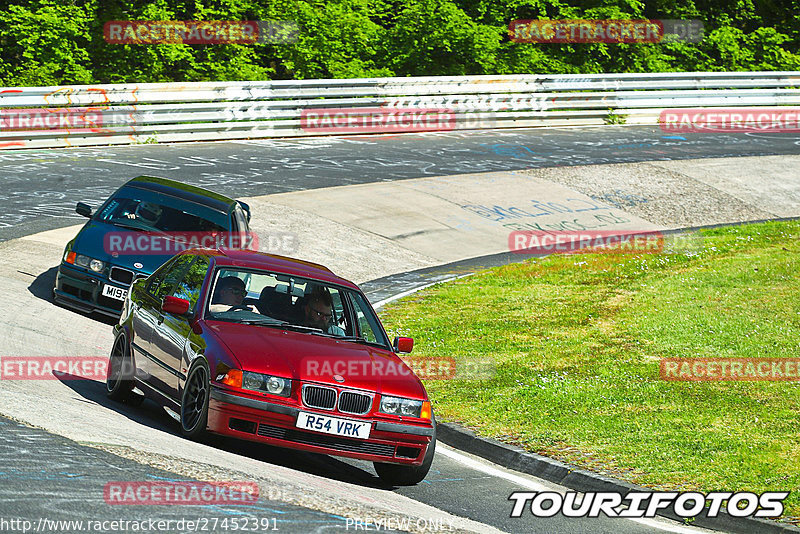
[302,385,336,410]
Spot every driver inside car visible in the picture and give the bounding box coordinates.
[302,286,345,336]
[209,276,253,313]
[133,201,162,226]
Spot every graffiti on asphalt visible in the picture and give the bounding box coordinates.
[502,211,632,232]
[462,197,612,223]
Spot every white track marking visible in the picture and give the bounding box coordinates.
[437,447,713,534]
[372,274,472,310]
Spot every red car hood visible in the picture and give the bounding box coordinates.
[207,322,427,399]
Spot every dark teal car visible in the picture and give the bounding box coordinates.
[53,176,252,317]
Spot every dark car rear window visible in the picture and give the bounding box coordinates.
[96,187,228,232]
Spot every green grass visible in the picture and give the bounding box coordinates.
[379,220,800,519]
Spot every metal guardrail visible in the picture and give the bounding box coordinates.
[0,71,798,149]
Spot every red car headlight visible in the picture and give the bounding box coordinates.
[379,395,431,419]
[242,371,292,398]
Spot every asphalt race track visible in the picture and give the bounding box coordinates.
[0,416,352,533]
[1,125,799,241]
[2,125,799,533]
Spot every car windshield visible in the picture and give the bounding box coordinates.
[95,189,227,233]
[205,267,390,348]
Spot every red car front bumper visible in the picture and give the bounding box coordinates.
[208,387,434,465]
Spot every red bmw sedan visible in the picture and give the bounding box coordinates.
[107,248,436,485]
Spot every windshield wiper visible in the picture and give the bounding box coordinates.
[108,219,166,235]
[211,317,350,338]
[208,315,280,325]
[338,335,370,344]
[272,322,326,334]
[275,322,355,338]
[237,318,283,326]
[108,220,147,232]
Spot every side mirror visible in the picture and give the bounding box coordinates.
[393,336,414,353]
[131,273,148,289]
[76,202,93,218]
[162,295,190,316]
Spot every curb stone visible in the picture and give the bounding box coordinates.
[437,422,800,534]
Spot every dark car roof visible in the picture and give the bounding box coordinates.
[199,248,359,290]
[124,176,237,213]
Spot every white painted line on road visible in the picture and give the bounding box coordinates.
[437,446,554,492]
[372,274,472,310]
[437,446,712,534]
[625,517,713,534]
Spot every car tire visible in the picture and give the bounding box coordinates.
[106,337,135,402]
[181,360,211,440]
[374,416,436,486]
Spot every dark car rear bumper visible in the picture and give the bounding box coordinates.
[53,263,127,317]
[209,387,434,465]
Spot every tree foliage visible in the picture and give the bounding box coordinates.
[0,0,797,86]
